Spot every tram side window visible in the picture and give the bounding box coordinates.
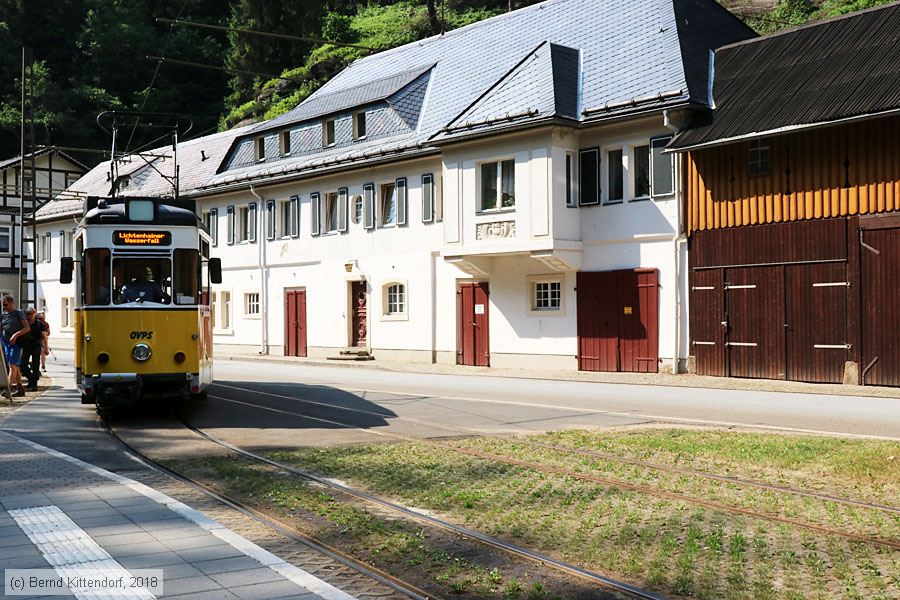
[174,249,200,305]
[113,258,172,304]
[84,248,111,305]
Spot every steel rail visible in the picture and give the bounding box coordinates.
[180,411,665,600]
[204,390,900,553]
[209,382,900,515]
[101,420,436,600]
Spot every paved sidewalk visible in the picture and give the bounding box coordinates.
[0,429,356,600]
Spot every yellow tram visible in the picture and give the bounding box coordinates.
[61,196,221,412]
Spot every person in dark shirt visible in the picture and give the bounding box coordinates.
[120,268,169,304]
[1,295,29,397]
[20,308,48,391]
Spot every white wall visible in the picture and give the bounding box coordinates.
[35,117,690,371]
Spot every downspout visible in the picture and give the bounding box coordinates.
[249,184,268,355]
[664,109,685,374]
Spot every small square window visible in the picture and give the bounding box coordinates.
[353,112,367,140]
[244,292,260,316]
[749,140,771,177]
[533,281,561,311]
[323,119,335,146]
[385,283,406,315]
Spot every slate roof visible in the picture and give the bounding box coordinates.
[254,64,435,133]
[36,126,252,222]
[205,0,754,191]
[434,42,580,140]
[669,1,900,150]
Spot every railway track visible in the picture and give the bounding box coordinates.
[210,382,900,516]
[205,386,900,552]
[101,420,438,600]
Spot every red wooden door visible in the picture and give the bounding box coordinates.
[689,269,725,376]
[284,290,307,357]
[351,281,367,347]
[860,227,900,386]
[784,263,849,383]
[577,269,659,372]
[458,282,490,366]
[725,266,785,379]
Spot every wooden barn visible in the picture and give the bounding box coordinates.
[668,4,900,387]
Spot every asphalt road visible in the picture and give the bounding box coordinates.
[28,352,900,449]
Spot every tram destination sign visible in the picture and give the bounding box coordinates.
[113,230,172,246]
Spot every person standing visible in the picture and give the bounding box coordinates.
[20,308,47,391]
[37,311,50,371]
[1,295,30,397]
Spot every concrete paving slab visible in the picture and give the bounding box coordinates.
[0,430,358,600]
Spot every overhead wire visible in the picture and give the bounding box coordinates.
[123,0,191,153]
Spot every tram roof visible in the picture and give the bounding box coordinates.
[80,197,200,227]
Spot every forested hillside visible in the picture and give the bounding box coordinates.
[0,0,891,164]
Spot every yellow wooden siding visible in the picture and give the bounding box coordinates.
[685,116,900,233]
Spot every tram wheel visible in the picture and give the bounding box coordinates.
[190,391,208,402]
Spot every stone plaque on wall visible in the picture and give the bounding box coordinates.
[476,220,516,240]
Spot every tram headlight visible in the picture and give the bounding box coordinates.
[132,343,152,362]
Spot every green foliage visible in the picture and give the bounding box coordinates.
[752,0,896,33]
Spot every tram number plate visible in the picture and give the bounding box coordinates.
[114,230,172,246]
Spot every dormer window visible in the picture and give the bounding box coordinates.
[323,119,335,147]
[255,137,266,162]
[353,112,367,140]
[281,131,292,156]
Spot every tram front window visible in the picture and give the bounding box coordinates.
[113,258,172,304]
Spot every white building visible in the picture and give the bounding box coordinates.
[36,0,755,373]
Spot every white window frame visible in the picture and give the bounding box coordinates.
[353,112,367,140]
[279,199,296,238]
[565,152,578,208]
[323,119,336,147]
[324,192,340,233]
[526,275,565,317]
[604,146,625,205]
[60,297,75,330]
[41,232,52,263]
[280,130,292,156]
[243,291,261,318]
[379,182,397,227]
[351,194,363,225]
[213,290,233,334]
[382,281,408,321]
[255,137,266,162]
[0,225,12,256]
[748,139,771,178]
[631,143,651,201]
[477,158,516,213]
[238,204,257,243]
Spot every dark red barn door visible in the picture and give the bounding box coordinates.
[860,226,900,386]
[577,269,659,372]
[725,266,785,380]
[351,281,367,347]
[284,290,307,357]
[458,282,490,366]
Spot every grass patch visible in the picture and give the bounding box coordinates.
[257,429,900,600]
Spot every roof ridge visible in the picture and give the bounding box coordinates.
[716,0,900,51]
[345,0,563,68]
